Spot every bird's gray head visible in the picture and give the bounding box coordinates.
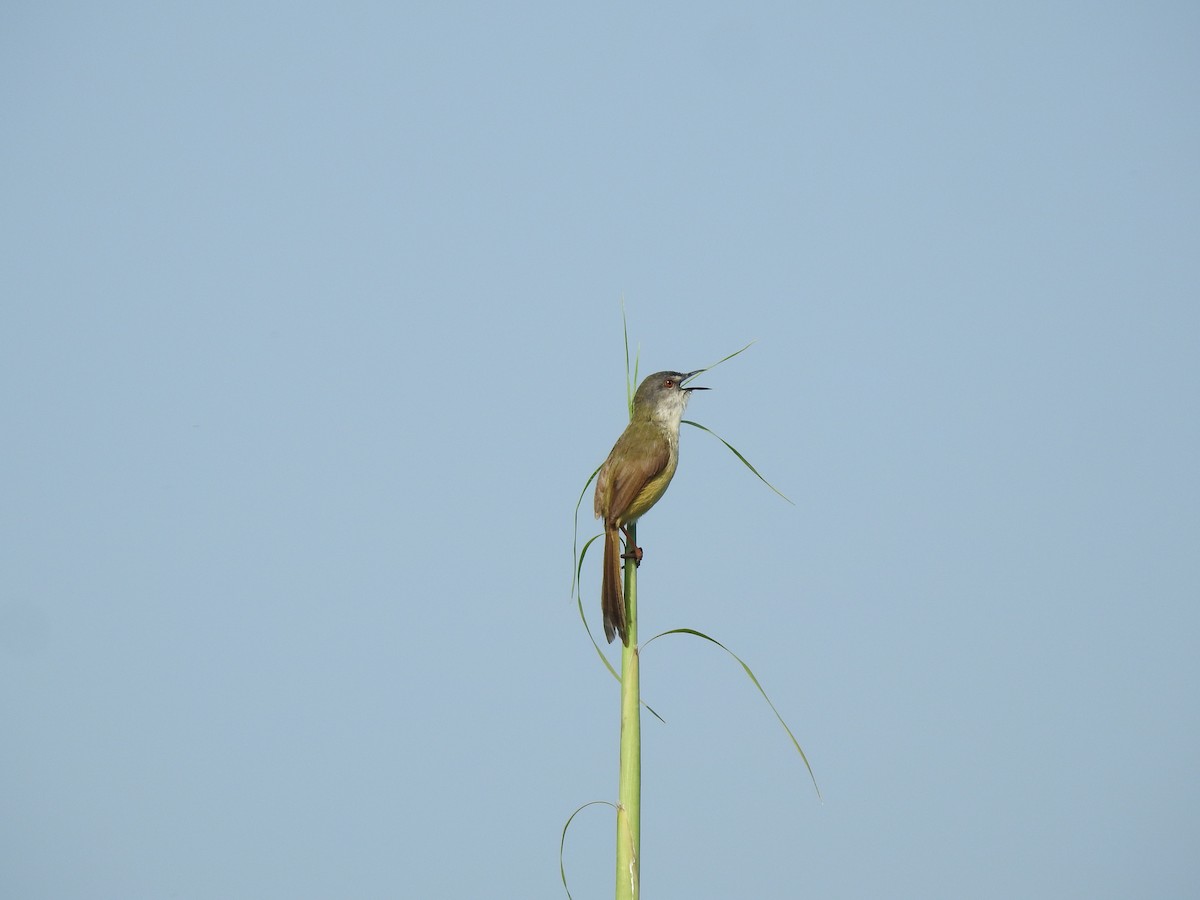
[632,370,710,425]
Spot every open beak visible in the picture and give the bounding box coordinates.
[681,370,710,392]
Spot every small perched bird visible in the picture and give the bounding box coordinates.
[594,370,708,644]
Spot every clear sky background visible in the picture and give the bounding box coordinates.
[3,4,1197,898]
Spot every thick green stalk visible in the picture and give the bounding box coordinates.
[615,523,641,899]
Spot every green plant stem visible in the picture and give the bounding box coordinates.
[615,522,641,900]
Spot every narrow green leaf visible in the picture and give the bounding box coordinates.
[570,465,603,595]
[574,533,620,681]
[644,627,821,799]
[621,298,632,411]
[686,339,756,378]
[683,419,794,505]
[574,533,603,595]
[559,800,617,899]
[572,526,666,723]
[632,346,640,405]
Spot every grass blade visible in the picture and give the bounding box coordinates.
[572,517,666,723]
[559,800,617,899]
[644,627,820,798]
[570,465,602,595]
[683,420,793,504]
[687,340,756,378]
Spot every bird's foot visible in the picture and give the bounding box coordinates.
[620,545,644,567]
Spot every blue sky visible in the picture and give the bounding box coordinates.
[3,3,1197,898]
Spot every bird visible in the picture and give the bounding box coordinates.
[594,370,708,644]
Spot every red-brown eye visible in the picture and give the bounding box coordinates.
[664,379,674,387]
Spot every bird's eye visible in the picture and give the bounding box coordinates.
[664,379,675,388]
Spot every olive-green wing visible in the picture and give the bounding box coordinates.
[595,423,670,524]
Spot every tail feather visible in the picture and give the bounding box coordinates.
[601,526,628,645]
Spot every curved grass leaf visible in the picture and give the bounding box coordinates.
[572,524,666,723]
[573,533,620,680]
[571,465,602,596]
[559,800,617,899]
[644,627,820,799]
[686,339,756,379]
[683,419,793,505]
[622,298,632,410]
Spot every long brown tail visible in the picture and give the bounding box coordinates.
[601,525,628,644]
